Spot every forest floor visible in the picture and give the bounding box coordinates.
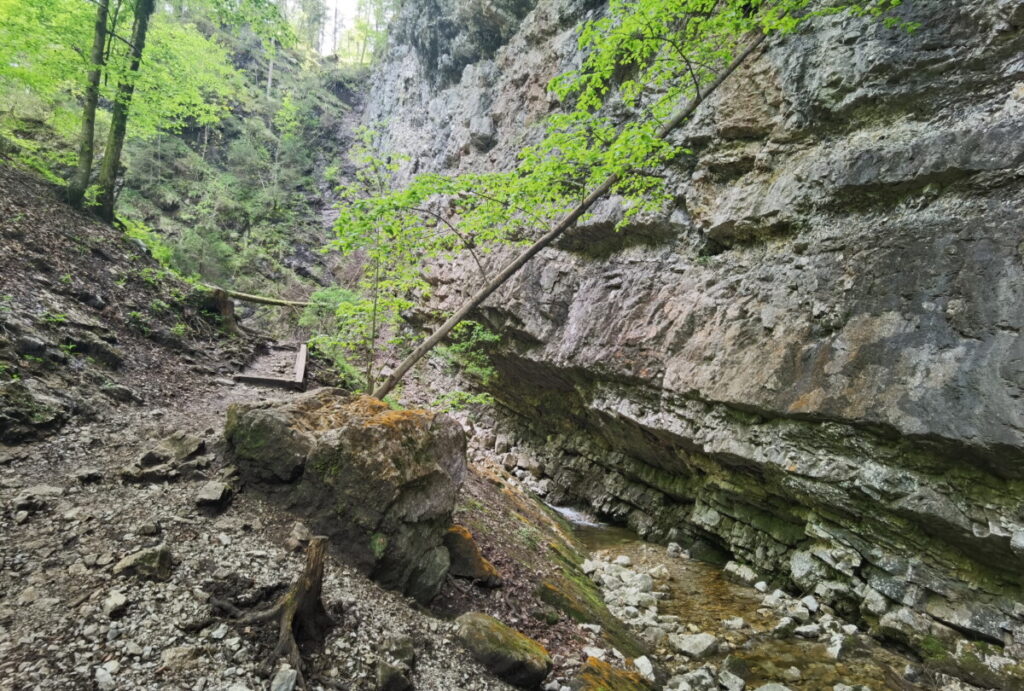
[0,165,635,690]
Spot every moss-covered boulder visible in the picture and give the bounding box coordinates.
[455,612,552,688]
[225,390,466,604]
[570,657,654,691]
[444,524,502,587]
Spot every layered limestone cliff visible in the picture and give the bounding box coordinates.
[364,0,1024,683]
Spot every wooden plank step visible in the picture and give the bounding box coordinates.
[233,343,308,390]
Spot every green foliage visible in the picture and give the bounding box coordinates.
[40,311,68,325]
[436,321,501,386]
[123,218,175,268]
[432,390,496,412]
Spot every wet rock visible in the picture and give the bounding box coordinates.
[455,612,552,688]
[444,524,502,586]
[781,667,801,682]
[226,390,466,604]
[718,669,745,691]
[669,632,719,659]
[112,545,173,581]
[673,666,717,691]
[723,561,758,585]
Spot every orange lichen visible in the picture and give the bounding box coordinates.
[574,657,652,691]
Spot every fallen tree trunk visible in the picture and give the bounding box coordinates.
[371,34,765,400]
[204,285,310,308]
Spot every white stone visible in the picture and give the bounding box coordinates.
[669,632,719,659]
[719,670,745,691]
[634,655,655,681]
[102,591,128,618]
[794,623,821,638]
[613,555,632,567]
[723,617,746,630]
[649,564,670,579]
[271,664,299,691]
[800,595,819,612]
[94,667,115,690]
[582,646,606,660]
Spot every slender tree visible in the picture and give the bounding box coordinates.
[67,0,109,207]
[96,0,156,222]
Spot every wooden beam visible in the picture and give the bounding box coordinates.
[292,343,308,388]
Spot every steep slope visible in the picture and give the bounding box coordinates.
[363,0,1024,685]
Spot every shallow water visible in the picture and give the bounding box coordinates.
[566,514,917,690]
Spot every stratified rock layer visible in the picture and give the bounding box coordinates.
[365,0,1024,683]
[225,390,467,604]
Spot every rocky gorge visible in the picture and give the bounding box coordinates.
[363,0,1024,687]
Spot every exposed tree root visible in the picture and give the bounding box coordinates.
[185,536,335,686]
[243,536,334,685]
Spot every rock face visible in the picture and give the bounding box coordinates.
[364,0,1024,683]
[225,390,467,604]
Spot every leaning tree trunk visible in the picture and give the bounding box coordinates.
[67,0,109,207]
[96,0,155,222]
[371,34,766,400]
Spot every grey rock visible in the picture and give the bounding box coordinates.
[195,481,231,508]
[669,632,719,659]
[363,0,1024,685]
[112,545,173,581]
[226,390,466,604]
[634,655,655,681]
[102,590,128,618]
[270,664,299,691]
[719,670,746,691]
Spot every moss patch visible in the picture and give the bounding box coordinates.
[572,657,654,691]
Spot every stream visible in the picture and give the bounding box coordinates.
[559,507,921,689]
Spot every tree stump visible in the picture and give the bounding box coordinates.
[239,536,334,684]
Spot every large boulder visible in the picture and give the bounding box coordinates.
[225,390,466,604]
[454,612,552,688]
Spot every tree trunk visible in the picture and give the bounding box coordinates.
[238,536,333,683]
[95,0,155,223]
[67,0,109,207]
[266,41,275,99]
[371,34,766,400]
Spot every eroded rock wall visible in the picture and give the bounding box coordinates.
[365,0,1024,680]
